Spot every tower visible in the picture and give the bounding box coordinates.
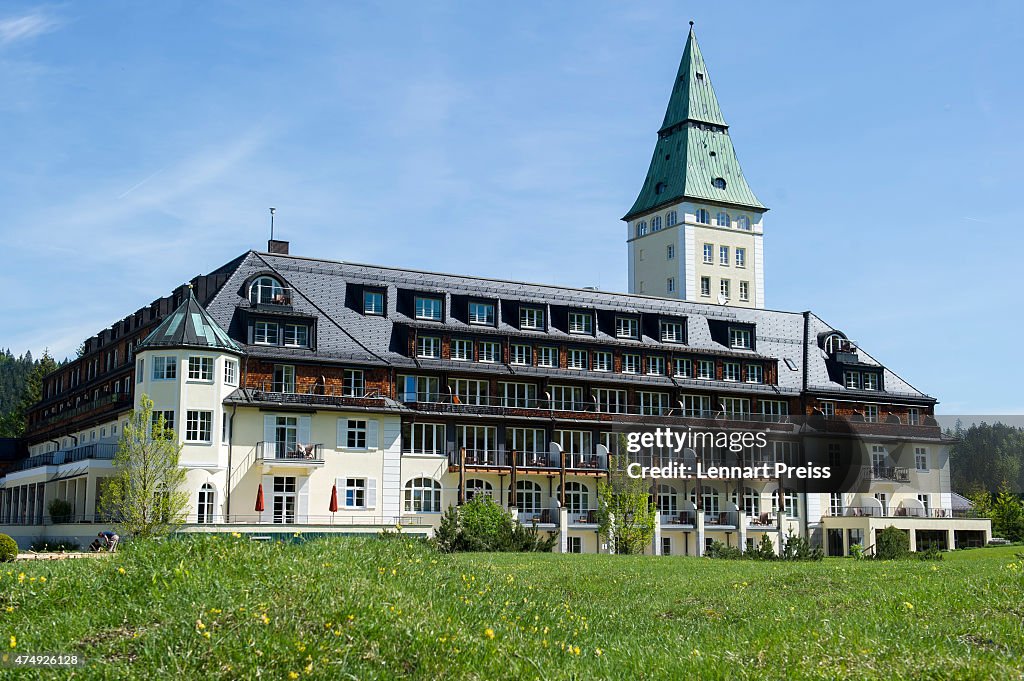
[624,23,767,308]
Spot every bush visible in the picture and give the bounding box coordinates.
[433,496,558,553]
[782,532,824,561]
[849,543,866,560]
[704,540,743,559]
[0,534,18,562]
[47,498,73,524]
[876,526,910,560]
[915,546,944,561]
[749,534,778,560]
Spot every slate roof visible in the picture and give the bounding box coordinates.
[201,250,935,405]
[625,25,765,219]
[138,289,243,354]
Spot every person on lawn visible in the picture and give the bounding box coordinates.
[97,531,119,552]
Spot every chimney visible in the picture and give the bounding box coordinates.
[267,239,290,255]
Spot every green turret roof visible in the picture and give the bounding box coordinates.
[138,289,243,354]
[624,24,765,220]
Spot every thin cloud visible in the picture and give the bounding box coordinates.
[0,10,61,46]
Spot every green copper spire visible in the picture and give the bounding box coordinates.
[624,23,765,221]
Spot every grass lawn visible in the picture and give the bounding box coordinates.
[1,536,1022,680]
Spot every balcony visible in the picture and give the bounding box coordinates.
[249,287,294,310]
[704,510,740,528]
[447,448,607,472]
[864,465,911,483]
[246,386,388,410]
[661,509,697,526]
[32,393,132,430]
[256,442,324,465]
[17,443,117,471]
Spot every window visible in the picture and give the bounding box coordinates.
[700,277,711,297]
[615,317,638,339]
[829,492,844,517]
[343,369,364,397]
[345,478,366,508]
[691,485,719,515]
[416,336,440,359]
[250,276,286,305]
[703,243,714,264]
[682,394,711,417]
[272,476,297,524]
[568,349,588,370]
[151,410,175,437]
[284,324,309,347]
[864,405,879,423]
[458,424,497,460]
[915,447,928,471]
[560,481,590,513]
[651,216,662,231]
[451,339,472,361]
[666,244,675,260]
[254,321,279,345]
[696,209,710,224]
[657,485,678,515]
[188,356,213,381]
[593,351,612,372]
[537,346,558,368]
[551,385,584,411]
[363,290,384,315]
[568,537,583,554]
[673,358,692,377]
[469,302,495,325]
[821,401,835,417]
[269,365,294,393]
[908,408,920,425]
[635,221,648,237]
[465,479,493,502]
[478,341,499,363]
[667,278,675,293]
[760,400,788,421]
[667,210,678,226]
[697,360,714,380]
[735,248,746,268]
[647,356,666,376]
[500,382,537,408]
[638,391,669,416]
[507,428,545,463]
[660,321,683,343]
[137,358,144,383]
[716,212,730,227]
[736,215,751,230]
[450,379,489,405]
[594,388,626,413]
[721,398,750,418]
[514,480,542,513]
[862,373,879,391]
[844,371,860,389]
[402,422,445,454]
[224,360,238,386]
[414,296,442,321]
[621,354,640,374]
[346,420,368,449]
[569,312,593,334]
[185,410,212,443]
[720,279,730,299]
[511,344,531,365]
[917,494,930,516]
[404,478,441,512]
[722,362,740,382]
[729,327,751,349]
[712,178,727,190]
[197,484,215,524]
[745,364,763,384]
[520,307,544,330]
[772,490,799,519]
[719,246,729,266]
[148,356,177,382]
[739,281,749,301]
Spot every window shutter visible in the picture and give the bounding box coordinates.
[367,420,379,450]
[336,477,345,509]
[260,474,274,523]
[297,476,310,523]
[263,415,276,458]
[337,418,347,449]
[366,478,377,510]
[298,416,311,447]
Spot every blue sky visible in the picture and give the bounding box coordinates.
[1,2,1021,414]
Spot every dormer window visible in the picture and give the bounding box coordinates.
[568,311,593,335]
[728,327,751,349]
[363,290,385,315]
[469,301,495,326]
[249,276,289,305]
[520,306,544,330]
[712,178,727,190]
[414,296,442,321]
[615,316,639,339]
[660,321,683,343]
[655,182,667,195]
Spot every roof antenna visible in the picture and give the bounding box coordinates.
[269,207,277,242]
[689,20,694,27]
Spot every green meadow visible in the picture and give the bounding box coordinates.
[1,536,1022,679]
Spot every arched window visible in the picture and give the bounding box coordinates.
[511,480,542,513]
[695,209,710,225]
[249,276,287,305]
[824,333,849,355]
[690,485,719,515]
[771,490,799,518]
[465,478,493,502]
[197,483,216,524]
[657,484,678,515]
[558,482,590,513]
[716,212,730,227]
[712,177,727,190]
[651,216,662,232]
[636,221,648,237]
[666,210,678,227]
[735,215,751,230]
[404,477,442,512]
[731,487,760,517]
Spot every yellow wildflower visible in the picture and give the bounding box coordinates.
[289,673,299,680]
[484,628,495,639]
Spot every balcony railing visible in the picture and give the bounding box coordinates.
[17,443,118,471]
[829,506,987,520]
[865,466,911,482]
[447,449,607,471]
[32,393,132,429]
[250,287,294,309]
[704,510,740,527]
[661,510,697,526]
[247,386,387,409]
[256,442,324,464]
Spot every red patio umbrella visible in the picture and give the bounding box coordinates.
[329,484,339,513]
[255,483,265,513]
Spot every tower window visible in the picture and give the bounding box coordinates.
[666,210,678,226]
[716,212,730,227]
[736,215,751,230]
[651,216,662,231]
[712,178,727,190]
[655,182,667,195]
[636,221,648,237]
[695,209,710,224]
[696,72,705,81]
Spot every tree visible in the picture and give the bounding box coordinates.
[990,483,1024,542]
[432,496,557,553]
[99,394,189,538]
[597,454,656,554]
[0,350,57,437]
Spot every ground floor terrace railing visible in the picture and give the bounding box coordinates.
[448,449,607,472]
[831,507,987,519]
